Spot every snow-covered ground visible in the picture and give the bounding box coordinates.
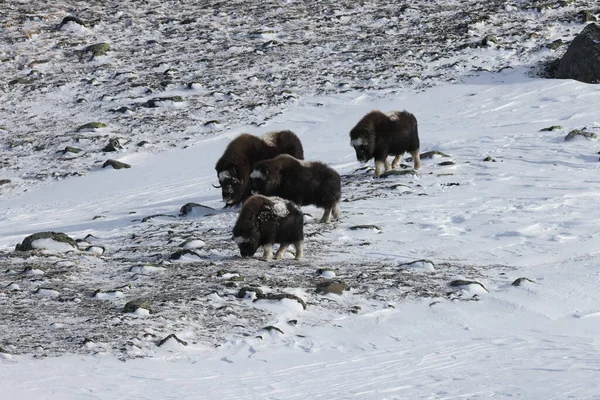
[2,1,600,398]
[2,67,600,398]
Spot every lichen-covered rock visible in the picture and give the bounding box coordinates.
[481,35,498,46]
[122,299,152,313]
[15,231,78,252]
[556,23,600,83]
[102,159,131,169]
[76,122,107,132]
[86,43,111,57]
[316,281,348,296]
[61,146,82,154]
[564,129,597,141]
[540,125,562,132]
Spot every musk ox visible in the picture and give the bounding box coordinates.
[250,154,341,223]
[232,194,304,260]
[349,110,420,177]
[215,130,304,207]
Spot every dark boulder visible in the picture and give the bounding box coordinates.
[556,23,600,83]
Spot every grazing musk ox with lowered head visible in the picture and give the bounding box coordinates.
[215,131,304,206]
[349,110,420,177]
[250,154,341,223]
[232,194,304,260]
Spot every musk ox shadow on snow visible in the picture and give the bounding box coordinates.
[215,130,304,207]
[350,110,420,177]
[232,194,304,261]
[250,154,341,223]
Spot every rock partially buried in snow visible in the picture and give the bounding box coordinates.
[257,293,307,310]
[102,159,131,169]
[15,232,78,252]
[157,334,188,348]
[449,279,489,294]
[317,268,336,278]
[179,203,215,217]
[35,287,60,297]
[398,259,436,272]
[179,239,206,249]
[564,129,597,141]
[76,122,107,132]
[169,249,202,261]
[511,277,537,286]
[122,299,152,314]
[143,96,184,108]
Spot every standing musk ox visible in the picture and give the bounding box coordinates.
[215,131,304,207]
[349,110,420,177]
[250,154,341,223]
[232,194,304,261]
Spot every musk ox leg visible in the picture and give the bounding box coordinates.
[262,243,273,261]
[332,202,341,220]
[384,158,392,172]
[275,243,290,260]
[294,241,303,260]
[410,149,421,170]
[374,160,385,177]
[392,154,403,169]
[320,207,332,223]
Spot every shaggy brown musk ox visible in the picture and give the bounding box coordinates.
[250,154,341,223]
[349,110,420,177]
[232,194,304,260]
[215,130,304,207]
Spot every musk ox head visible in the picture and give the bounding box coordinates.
[232,225,260,258]
[216,168,246,206]
[249,163,278,196]
[350,135,374,163]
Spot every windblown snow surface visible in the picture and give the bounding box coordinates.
[2,1,600,399]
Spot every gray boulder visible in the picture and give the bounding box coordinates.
[556,23,600,83]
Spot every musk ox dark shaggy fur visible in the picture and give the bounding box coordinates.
[232,194,304,260]
[215,130,304,206]
[250,154,341,223]
[349,110,420,177]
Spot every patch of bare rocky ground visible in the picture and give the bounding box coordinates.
[0,169,517,358]
[0,0,598,194]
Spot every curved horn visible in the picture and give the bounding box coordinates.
[212,183,222,188]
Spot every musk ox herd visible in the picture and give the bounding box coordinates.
[214,109,420,261]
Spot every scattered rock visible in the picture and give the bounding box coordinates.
[380,169,417,178]
[316,281,348,296]
[157,334,188,347]
[349,225,382,231]
[237,286,264,299]
[169,249,202,260]
[262,326,284,334]
[102,159,131,169]
[109,106,133,114]
[140,214,176,222]
[102,138,122,152]
[0,179,11,186]
[556,23,600,83]
[545,39,565,50]
[61,146,82,154]
[481,35,498,46]
[540,125,563,131]
[260,293,307,310]
[59,16,87,29]
[449,279,488,292]
[179,203,215,217]
[86,43,111,57]
[143,96,184,107]
[438,161,456,166]
[483,156,496,162]
[350,305,362,314]
[511,277,537,286]
[419,150,451,159]
[76,122,107,132]
[564,129,597,141]
[15,231,78,252]
[122,299,152,313]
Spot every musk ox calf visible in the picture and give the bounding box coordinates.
[349,110,420,177]
[250,154,341,223]
[232,194,304,261]
[215,130,304,207]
